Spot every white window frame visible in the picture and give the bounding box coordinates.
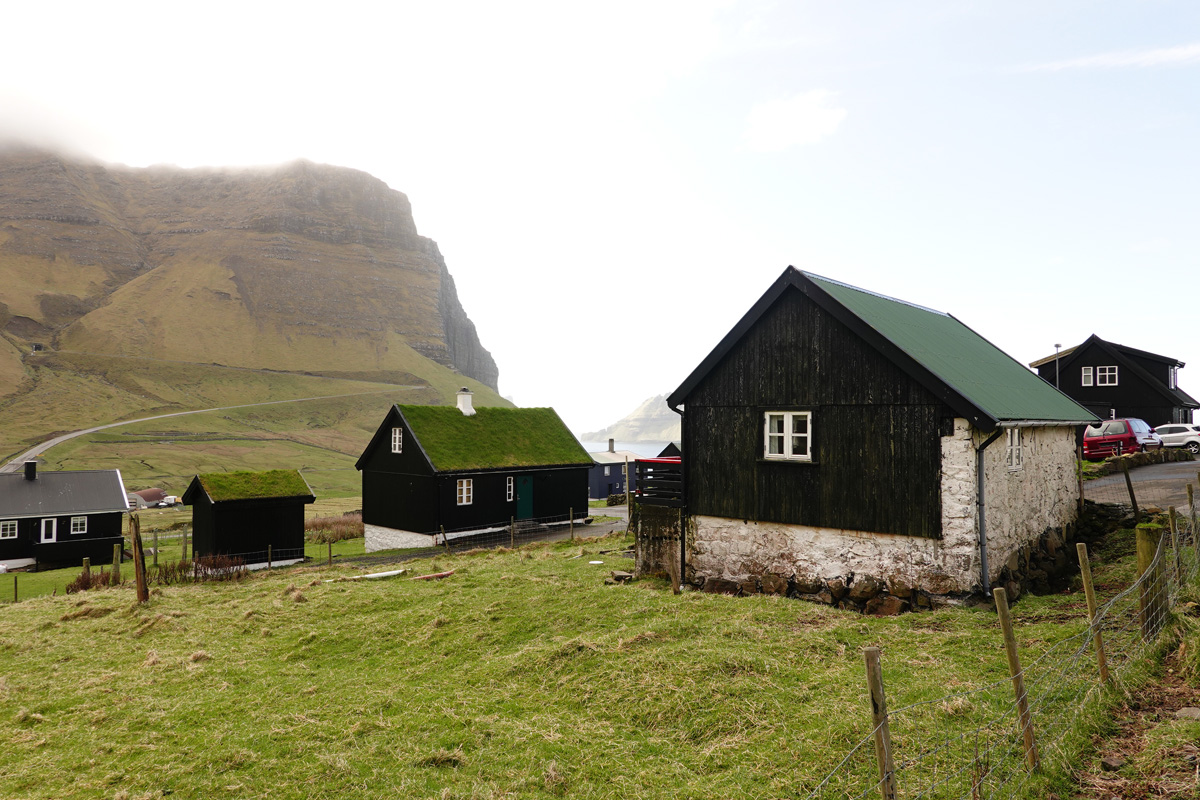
[1081,366,1093,386]
[391,427,403,454]
[603,465,610,476]
[1170,366,1178,390]
[456,478,473,506]
[506,476,514,502]
[70,516,87,534]
[1006,428,1024,470]
[764,411,812,462]
[1097,366,1118,386]
[0,520,16,540]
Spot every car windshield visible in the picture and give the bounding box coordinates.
[1086,420,1128,436]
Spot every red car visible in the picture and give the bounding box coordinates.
[1082,418,1163,460]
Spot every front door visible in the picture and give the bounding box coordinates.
[516,476,533,521]
[40,518,56,543]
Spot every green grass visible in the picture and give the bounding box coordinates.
[0,530,1183,799]
[196,469,313,502]
[398,405,591,471]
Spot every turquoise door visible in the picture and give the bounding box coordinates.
[516,476,533,520]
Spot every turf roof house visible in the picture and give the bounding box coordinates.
[356,390,591,550]
[0,463,128,570]
[182,469,314,563]
[1030,335,1198,426]
[666,267,1098,599]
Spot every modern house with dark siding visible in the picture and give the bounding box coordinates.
[356,390,591,550]
[0,463,128,570]
[587,440,640,499]
[182,469,314,564]
[665,267,1097,598]
[1030,335,1197,426]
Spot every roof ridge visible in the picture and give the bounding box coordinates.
[802,270,950,318]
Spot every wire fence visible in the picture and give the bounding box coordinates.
[362,509,628,559]
[802,477,1199,800]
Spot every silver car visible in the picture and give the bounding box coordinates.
[1153,423,1200,454]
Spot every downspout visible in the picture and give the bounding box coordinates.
[975,427,1004,595]
[669,403,686,583]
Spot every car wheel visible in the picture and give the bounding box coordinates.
[1187,441,1200,455]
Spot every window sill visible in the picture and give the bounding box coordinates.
[758,457,818,465]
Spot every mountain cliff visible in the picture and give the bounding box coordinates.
[583,394,680,442]
[0,148,498,392]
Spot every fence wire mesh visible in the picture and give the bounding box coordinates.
[802,469,1199,800]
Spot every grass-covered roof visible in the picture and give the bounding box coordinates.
[399,405,591,471]
[194,469,314,502]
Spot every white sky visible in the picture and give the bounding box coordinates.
[3,1,1198,433]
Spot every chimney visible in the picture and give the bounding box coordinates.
[456,388,476,417]
[608,438,615,453]
[24,461,37,481]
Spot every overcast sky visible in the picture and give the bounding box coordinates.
[3,1,1198,433]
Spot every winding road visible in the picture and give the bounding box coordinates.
[0,389,410,473]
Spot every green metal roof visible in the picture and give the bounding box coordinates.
[399,405,592,472]
[806,272,1097,423]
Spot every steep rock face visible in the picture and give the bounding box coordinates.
[0,148,498,390]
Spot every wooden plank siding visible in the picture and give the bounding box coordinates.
[682,287,950,538]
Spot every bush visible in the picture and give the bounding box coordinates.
[306,512,364,544]
[152,554,249,585]
[65,567,123,594]
[606,493,628,506]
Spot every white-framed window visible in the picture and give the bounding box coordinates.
[391,427,403,454]
[1081,366,1093,386]
[0,520,16,540]
[1170,366,1178,390]
[70,516,87,534]
[1006,428,1023,470]
[506,476,514,502]
[456,479,473,506]
[603,466,610,476]
[1097,366,1118,386]
[764,411,812,461]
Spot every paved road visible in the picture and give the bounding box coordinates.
[1085,458,1200,511]
[0,389,410,473]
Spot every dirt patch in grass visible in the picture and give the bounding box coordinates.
[1074,646,1200,799]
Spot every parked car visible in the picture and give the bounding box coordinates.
[1082,418,1163,460]
[1153,423,1200,454]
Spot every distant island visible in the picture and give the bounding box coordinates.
[582,394,680,442]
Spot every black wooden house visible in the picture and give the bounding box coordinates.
[1030,335,1197,426]
[182,469,314,564]
[0,462,128,570]
[356,390,591,550]
[661,267,1096,598]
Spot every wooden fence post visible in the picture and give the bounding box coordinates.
[569,507,574,542]
[994,587,1039,770]
[82,557,90,577]
[267,544,272,570]
[510,517,515,549]
[1135,524,1164,640]
[864,647,898,800]
[1121,459,1140,524]
[182,526,188,561]
[1076,446,1084,514]
[328,541,333,566]
[1076,543,1112,686]
[112,543,122,582]
[1189,483,1197,562]
[12,573,16,603]
[1169,507,1182,586]
[153,526,158,568]
[131,514,148,604]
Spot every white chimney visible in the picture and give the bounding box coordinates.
[456,388,476,416]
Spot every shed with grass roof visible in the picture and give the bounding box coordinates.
[182,469,315,563]
[660,267,1099,605]
[356,390,591,550]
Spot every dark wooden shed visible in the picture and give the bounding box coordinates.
[355,391,591,550]
[182,469,314,564]
[0,462,128,570]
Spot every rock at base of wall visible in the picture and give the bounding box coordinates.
[761,574,788,595]
[865,594,909,616]
[701,577,740,596]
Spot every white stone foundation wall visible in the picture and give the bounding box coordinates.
[365,523,436,552]
[689,419,1081,596]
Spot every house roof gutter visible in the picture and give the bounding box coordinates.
[976,427,1005,596]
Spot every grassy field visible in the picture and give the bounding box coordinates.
[0,527,1184,799]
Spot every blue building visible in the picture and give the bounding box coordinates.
[587,440,641,500]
